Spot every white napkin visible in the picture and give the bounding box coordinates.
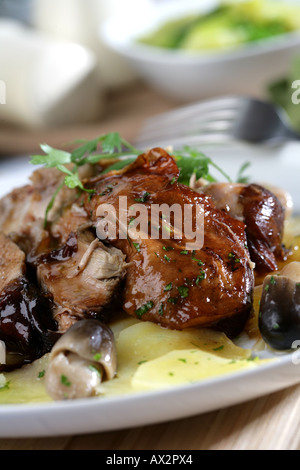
[0,20,103,129]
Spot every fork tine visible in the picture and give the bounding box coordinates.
[137,130,235,150]
[135,96,243,146]
[136,119,234,146]
[138,96,243,131]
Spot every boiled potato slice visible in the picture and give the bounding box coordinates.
[132,349,258,391]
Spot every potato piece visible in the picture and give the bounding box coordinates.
[132,349,259,391]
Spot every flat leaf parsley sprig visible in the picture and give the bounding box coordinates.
[30,133,141,227]
[30,132,251,227]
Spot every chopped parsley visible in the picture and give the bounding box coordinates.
[159,303,164,316]
[37,370,46,379]
[136,301,154,317]
[61,375,72,387]
[196,271,206,285]
[163,246,174,251]
[128,217,136,227]
[180,250,189,255]
[168,297,178,305]
[164,254,171,262]
[213,345,224,352]
[228,252,240,263]
[93,353,102,361]
[133,242,141,252]
[134,192,151,203]
[164,282,173,292]
[99,184,113,196]
[192,257,204,266]
[178,286,189,298]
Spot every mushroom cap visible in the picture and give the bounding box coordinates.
[49,319,117,380]
[45,319,117,400]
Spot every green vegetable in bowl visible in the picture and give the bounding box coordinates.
[138,0,300,52]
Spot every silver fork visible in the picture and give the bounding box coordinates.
[135,96,300,148]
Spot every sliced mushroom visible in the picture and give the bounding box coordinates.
[44,319,117,400]
[259,262,300,350]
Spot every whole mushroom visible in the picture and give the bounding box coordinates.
[45,320,117,400]
[259,262,300,350]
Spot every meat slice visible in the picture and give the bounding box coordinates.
[0,232,26,291]
[0,233,57,370]
[200,182,286,273]
[0,164,95,249]
[36,230,128,332]
[85,148,254,333]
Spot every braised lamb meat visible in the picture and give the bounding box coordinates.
[85,148,254,332]
[36,230,127,333]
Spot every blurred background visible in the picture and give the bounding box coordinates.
[0,0,299,155]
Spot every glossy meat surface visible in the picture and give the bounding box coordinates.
[202,182,286,272]
[85,149,254,330]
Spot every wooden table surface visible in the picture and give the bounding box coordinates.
[0,83,300,451]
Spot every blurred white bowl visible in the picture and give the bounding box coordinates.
[101,0,300,102]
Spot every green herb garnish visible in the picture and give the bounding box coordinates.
[159,303,164,316]
[93,353,102,361]
[136,301,154,317]
[133,242,141,252]
[134,192,151,203]
[30,133,141,227]
[196,271,206,284]
[164,282,173,292]
[213,345,224,352]
[174,146,232,185]
[178,286,189,298]
[61,375,72,387]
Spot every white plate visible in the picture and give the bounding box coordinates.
[0,140,300,438]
